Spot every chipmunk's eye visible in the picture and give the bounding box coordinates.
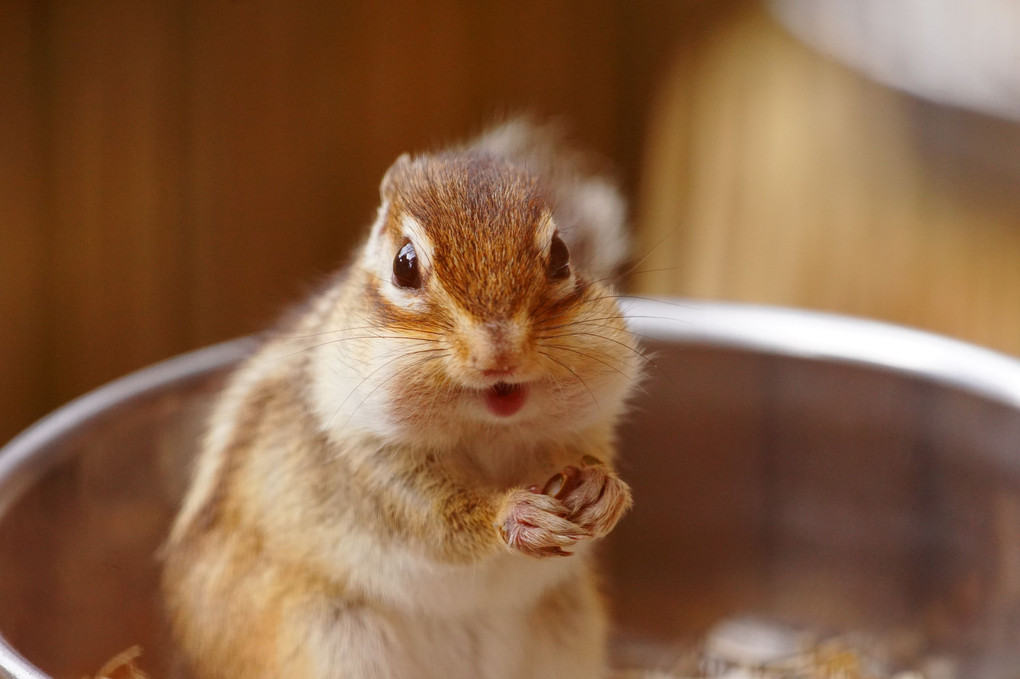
[547,232,570,280]
[392,240,421,289]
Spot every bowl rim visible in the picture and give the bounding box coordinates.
[627,298,1020,409]
[3,298,1020,677]
[0,336,258,679]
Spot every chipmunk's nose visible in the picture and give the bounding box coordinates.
[467,321,524,377]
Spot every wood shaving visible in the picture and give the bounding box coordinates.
[84,646,149,679]
[657,618,945,679]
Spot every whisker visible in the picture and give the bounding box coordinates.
[275,323,441,341]
[535,315,628,334]
[337,351,447,434]
[535,316,693,349]
[326,346,446,431]
[577,292,698,310]
[275,314,445,348]
[584,264,686,289]
[606,221,684,285]
[537,342,636,382]
[536,351,600,412]
[282,334,439,347]
[558,303,697,336]
[534,330,663,376]
[273,335,439,363]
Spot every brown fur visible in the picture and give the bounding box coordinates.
[163,121,639,678]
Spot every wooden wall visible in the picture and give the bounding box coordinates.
[0,1,737,444]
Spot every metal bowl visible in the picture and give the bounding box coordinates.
[2,299,1019,678]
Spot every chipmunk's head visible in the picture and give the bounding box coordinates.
[309,150,639,447]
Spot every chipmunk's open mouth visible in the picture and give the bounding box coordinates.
[484,382,527,417]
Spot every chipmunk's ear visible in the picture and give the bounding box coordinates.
[380,154,413,200]
[556,177,628,280]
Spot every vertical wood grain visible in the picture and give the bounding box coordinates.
[46,1,191,404]
[0,0,48,444]
[0,0,714,441]
[186,2,356,343]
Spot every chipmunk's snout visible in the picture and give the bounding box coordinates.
[461,319,528,380]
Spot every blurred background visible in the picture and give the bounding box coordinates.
[2,0,1020,445]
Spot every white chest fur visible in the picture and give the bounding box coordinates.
[321,520,589,617]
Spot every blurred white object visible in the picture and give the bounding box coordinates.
[704,617,810,668]
[771,0,1020,121]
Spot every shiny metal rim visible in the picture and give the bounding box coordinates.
[0,337,257,679]
[622,298,1020,410]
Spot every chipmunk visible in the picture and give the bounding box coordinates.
[162,120,641,679]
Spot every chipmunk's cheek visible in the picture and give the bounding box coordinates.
[484,382,528,417]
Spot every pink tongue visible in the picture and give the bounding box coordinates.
[485,383,526,417]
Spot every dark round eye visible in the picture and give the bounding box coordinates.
[547,232,570,280]
[392,240,421,289]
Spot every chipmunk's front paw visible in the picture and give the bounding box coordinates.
[541,457,632,539]
[499,489,590,558]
